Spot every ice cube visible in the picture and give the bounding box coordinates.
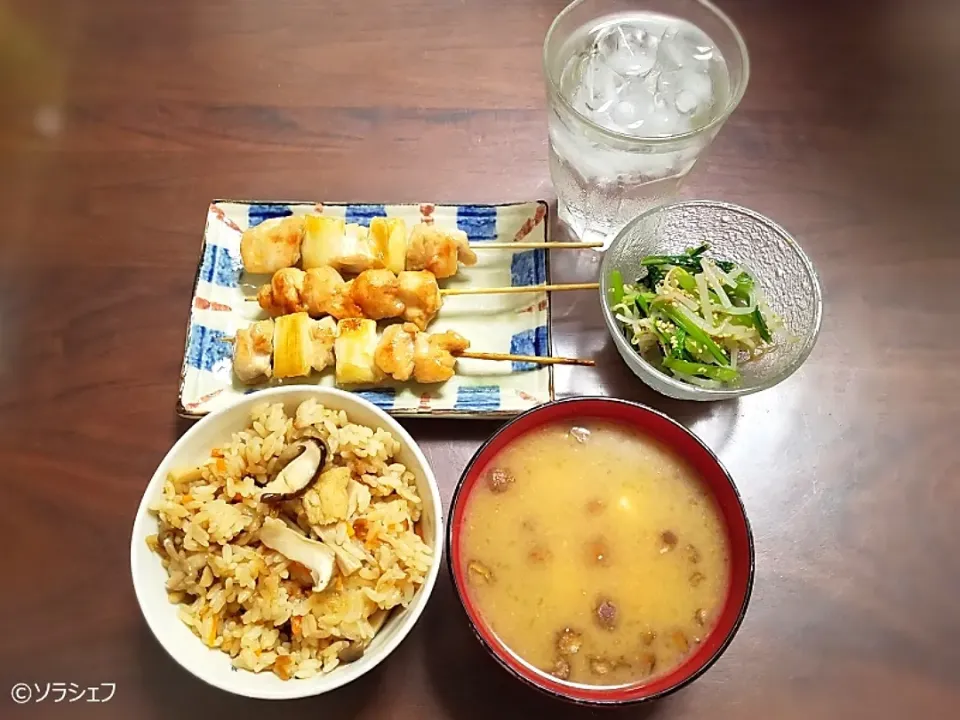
[689,72,714,104]
[592,110,619,133]
[693,45,714,62]
[610,100,637,127]
[657,26,712,73]
[674,90,698,115]
[658,68,714,116]
[595,23,658,78]
[608,81,659,132]
[658,27,685,70]
[595,25,623,57]
[580,53,622,114]
[644,102,692,137]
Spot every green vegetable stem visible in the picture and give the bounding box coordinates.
[655,302,730,366]
[662,357,741,383]
[609,269,624,306]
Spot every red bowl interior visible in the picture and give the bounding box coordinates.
[447,398,754,705]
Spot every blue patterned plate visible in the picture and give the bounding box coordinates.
[177,201,555,419]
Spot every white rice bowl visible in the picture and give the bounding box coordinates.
[130,387,442,699]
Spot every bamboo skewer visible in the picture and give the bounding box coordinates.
[220,336,593,367]
[469,241,604,249]
[439,282,599,296]
[459,351,594,367]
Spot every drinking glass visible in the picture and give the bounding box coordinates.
[543,0,749,244]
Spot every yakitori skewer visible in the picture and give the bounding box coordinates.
[241,216,476,278]
[240,215,603,278]
[225,314,593,387]
[250,267,598,330]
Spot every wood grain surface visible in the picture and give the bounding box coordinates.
[1,0,958,718]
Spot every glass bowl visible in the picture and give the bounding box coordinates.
[599,200,823,401]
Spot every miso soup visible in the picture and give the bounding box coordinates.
[460,420,729,686]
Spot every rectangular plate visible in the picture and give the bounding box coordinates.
[177,200,554,419]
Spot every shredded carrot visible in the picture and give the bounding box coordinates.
[290,615,302,637]
[287,561,314,588]
[274,655,294,680]
[182,494,193,503]
[216,458,227,472]
[211,448,224,458]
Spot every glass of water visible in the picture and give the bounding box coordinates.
[544,0,749,244]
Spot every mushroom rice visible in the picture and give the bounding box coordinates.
[146,399,432,679]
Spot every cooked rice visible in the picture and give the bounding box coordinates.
[146,399,432,679]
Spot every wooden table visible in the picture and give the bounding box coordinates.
[2,0,958,717]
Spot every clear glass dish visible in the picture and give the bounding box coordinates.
[599,200,823,400]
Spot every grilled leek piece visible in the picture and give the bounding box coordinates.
[334,318,383,385]
[273,312,314,379]
[301,216,346,272]
[370,217,407,274]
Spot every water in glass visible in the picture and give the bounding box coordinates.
[549,11,731,243]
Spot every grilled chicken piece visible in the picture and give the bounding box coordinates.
[300,266,346,317]
[240,215,306,274]
[456,235,479,267]
[301,266,345,313]
[308,316,337,372]
[334,318,384,385]
[330,280,365,320]
[397,270,442,330]
[258,266,357,319]
[369,217,408,274]
[306,268,364,320]
[257,267,307,316]
[375,323,418,382]
[351,269,404,320]
[338,223,384,273]
[233,319,275,384]
[405,224,477,279]
[412,330,469,384]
